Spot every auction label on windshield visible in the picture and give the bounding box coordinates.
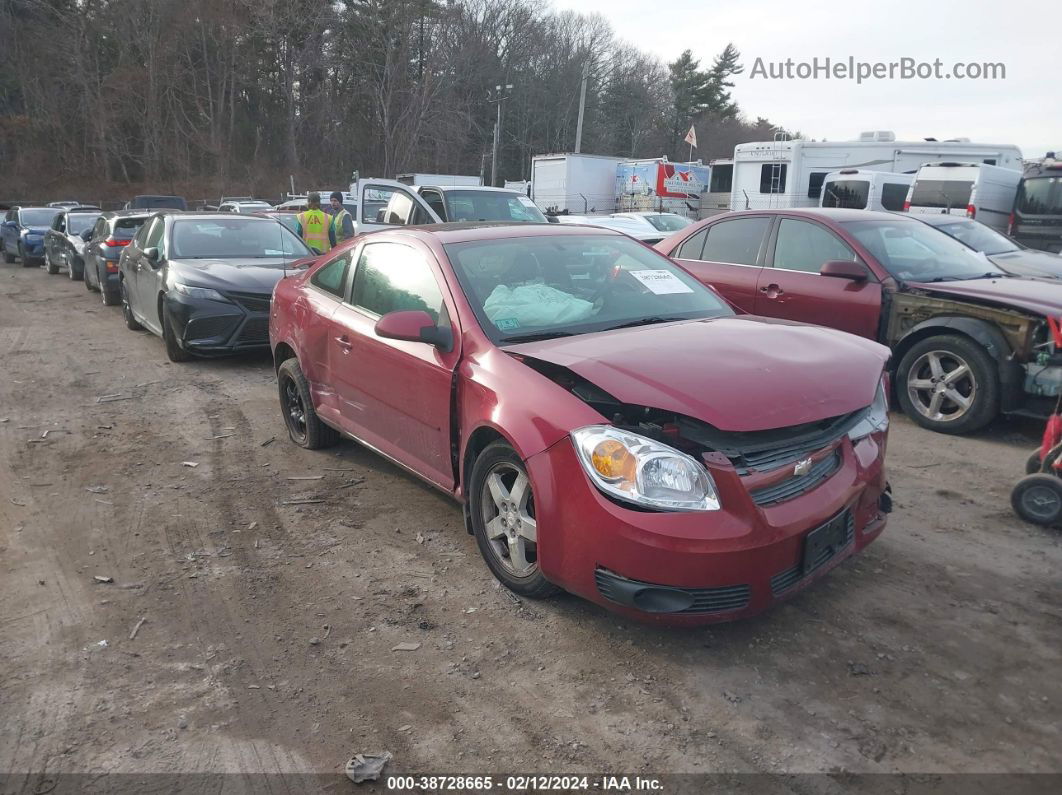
[628,269,693,295]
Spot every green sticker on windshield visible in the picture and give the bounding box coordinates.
[495,317,521,330]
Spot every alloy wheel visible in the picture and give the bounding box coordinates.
[479,461,538,577]
[282,377,307,441]
[906,349,977,423]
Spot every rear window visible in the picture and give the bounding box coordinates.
[443,191,546,223]
[1017,177,1062,216]
[881,183,909,211]
[114,217,148,240]
[759,164,787,194]
[822,180,870,209]
[910,179,973,209]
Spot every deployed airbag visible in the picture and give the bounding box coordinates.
[484,283,594,329]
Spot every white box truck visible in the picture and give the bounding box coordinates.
[904,162,1022,231]
[396,173,482,187]
[730,132,1023,211]
[531,153,625,214]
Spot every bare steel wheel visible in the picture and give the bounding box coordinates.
[469,441,558,598]
[896,334,998,434]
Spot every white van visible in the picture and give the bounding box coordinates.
[819,170,913,212]
[904,162,1021,231]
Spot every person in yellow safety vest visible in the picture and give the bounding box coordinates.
[295,192,330,254]
[329,191,354,246]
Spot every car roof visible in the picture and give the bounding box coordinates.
[102,209,155,219]
[723,208,909,223]
[159,211,274,221]
[428,185,520,194]
[904,213,969,227]
[390,221,620,244]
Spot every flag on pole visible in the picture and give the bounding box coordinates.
[684,125,697,148]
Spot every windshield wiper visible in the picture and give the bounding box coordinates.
[924,272,1006,283]
[603,316,686,331]
[500,330,576,344]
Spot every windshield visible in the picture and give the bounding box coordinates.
[844,219,1000,282]
[445,234,733,344]
[644,214,692,232]
[20,208,59,227]
[910,179,973,210]
[932,220,1020,255]
[170,218,311,261]
[443,191,547,224]
[822,180,869,209]
[1017,176,1062,216]
[67,213,101,235]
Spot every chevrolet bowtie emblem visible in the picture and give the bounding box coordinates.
[793,458,813,476]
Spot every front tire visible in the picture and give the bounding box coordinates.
[896,334,999,434]
[121,280,143,330]
[1011,474,1062,526]
[101,281,120,306]
[68,255,83,281]
[469,441,559,599]
[45,249,59,275]
[3,244,14,264]
[20,244,35,268]
[277,358,339,449]
[162,306,191,362]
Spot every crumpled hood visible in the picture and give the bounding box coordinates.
[169,257,293,294]
[908,276,1062,318]
[989,250,1062,280]
[506,316,890,432]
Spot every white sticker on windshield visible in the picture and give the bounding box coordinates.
[628,269,694,295]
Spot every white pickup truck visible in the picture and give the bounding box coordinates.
[350,179,547,233]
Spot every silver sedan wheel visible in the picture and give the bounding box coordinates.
[906,349,977,422]
[479,461,538,577]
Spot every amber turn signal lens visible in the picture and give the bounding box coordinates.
[591,439,636,481]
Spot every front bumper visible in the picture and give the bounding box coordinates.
[164,291,271,356]
[525,430,888,626]
[22,236,44,258]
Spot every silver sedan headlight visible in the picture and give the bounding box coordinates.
[571,425,721,512]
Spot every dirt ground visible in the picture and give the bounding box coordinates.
[1,262,1059,790]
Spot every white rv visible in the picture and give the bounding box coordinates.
[904,162,1022,231]
[819,169,913,212]
[730,132,1023,211]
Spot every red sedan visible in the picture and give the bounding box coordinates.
[269,223,892,624]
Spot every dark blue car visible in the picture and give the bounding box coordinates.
[2,206,61,267]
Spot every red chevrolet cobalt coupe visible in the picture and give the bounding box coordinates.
[270,223,892,624]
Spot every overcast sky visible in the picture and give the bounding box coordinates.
[552,0,1057,159]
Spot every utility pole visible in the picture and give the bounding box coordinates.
[488,83,513,187]
[574,60,589,154]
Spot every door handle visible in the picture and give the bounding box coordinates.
[335,335,353,352]
[760,283,784,298]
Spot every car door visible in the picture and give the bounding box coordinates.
[327,239,460,488]
[296,248,354,425]
[131,217,166,331]
[668,216,772,313]
[355,179,442,234]
[84,217,106,287]
[754,216,882,339]
[46,213,64,265]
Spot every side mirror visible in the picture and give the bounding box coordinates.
[820,260,870,281]
[81,229,94,242]
[374,310,450,348]
[144,247,161,265]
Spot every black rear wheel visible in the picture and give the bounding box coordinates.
[121,280,143,330]
[277,358,339,449]
[1012,474,1062,526]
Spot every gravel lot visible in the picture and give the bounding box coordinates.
[1,263,1059,788]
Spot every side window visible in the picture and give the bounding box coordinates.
[759,164,788,194]
[880,183,908,211]
[145,218,165,250]
[351,242,444,322]
[133,218,155,247]
[361,185,420,226]
[807,172,828,199]
[701,217,771,266]
[54,214,65,232]
[420,189,446,220]
[674,227,708,260]
[91,218,106,240]
[310,252,350,298]
[773,219,856,273]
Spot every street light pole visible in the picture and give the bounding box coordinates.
[489,83,513,188]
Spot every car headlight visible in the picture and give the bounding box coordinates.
[571,425,720,512]
[172,283,228,302]
[848,376,889,441]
